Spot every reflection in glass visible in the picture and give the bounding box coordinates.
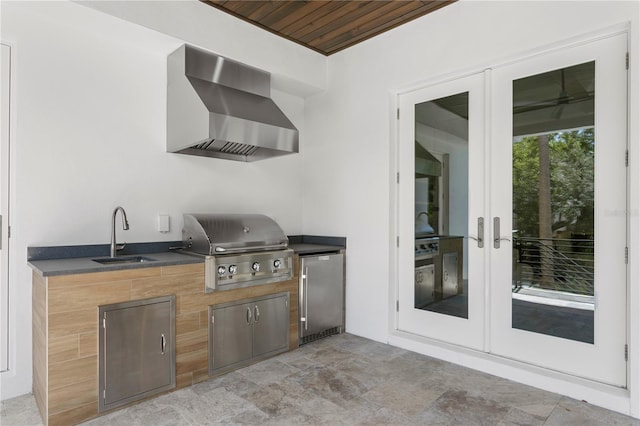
[511,62,595,343]
[414,93,468,319]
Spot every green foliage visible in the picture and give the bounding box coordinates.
[512,129,594,237]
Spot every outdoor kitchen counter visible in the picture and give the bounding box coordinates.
[288,235,346,255]
[27,242,202,277]
[30,242,299,426]
[28,251,202,277]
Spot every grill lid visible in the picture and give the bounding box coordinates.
[182,214,289,255]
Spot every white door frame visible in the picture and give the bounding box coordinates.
[0,42,12,373]
[390,23,634,415]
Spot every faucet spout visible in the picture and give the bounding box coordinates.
[110,206,129,257]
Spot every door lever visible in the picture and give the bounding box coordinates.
[468,217,484,248]
[493,217,511,249]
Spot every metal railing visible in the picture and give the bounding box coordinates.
[513,237,594,296]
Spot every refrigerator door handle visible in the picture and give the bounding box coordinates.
[303,267,309,330]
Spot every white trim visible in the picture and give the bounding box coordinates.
[394,22,631,96]
[0,41,12,375]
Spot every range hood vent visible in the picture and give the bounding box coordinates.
[167,45,299,162]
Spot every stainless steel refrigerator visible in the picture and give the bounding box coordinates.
[299,253,345,343]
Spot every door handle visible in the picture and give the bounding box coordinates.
[254,305,260,323]
[303,267,309,331]
[246,306,252,324]
[468,217,484,248]
[493,217,511,249]
[161,334,166,355]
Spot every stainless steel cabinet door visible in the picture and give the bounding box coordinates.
[253,294,289,357]
[442,252,459,298]
[102,299,173,409]
[300,254,344,337]
[210,302,253,371]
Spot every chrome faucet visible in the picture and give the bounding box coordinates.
[110,206,129,257]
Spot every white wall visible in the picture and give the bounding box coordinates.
[0,1,310,399]
[76,0,327,97]
[302,0,639,416]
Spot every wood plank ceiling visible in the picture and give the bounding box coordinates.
[202,1,457,56]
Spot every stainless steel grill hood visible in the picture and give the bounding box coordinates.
[182,214,289,255]
[167,45,299,162]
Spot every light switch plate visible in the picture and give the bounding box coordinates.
[157,214,170,233]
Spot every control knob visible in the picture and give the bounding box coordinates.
[228,265,238,275]
[273,259,282,269]
[217,266,226,275]
[251,262,260,272]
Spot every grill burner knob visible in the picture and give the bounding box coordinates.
[228,265,238,274]
[251,262,260,272]
[217,266,226,275]
[273,259,281,269]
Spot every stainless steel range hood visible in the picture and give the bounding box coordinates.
[167,45,298,162]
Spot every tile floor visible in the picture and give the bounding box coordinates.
[1,333,639,425]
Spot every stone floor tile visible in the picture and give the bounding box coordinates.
[235,357,301,386]
[362,378,445,417]
[0,394,43,426]
[416,389,512,426]
[545,397,640,426]
[497,406,547,426]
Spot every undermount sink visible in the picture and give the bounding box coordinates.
[92,256,156,265]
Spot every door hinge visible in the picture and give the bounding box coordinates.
[397,172,399,184]
[625,149,629,167]
[626,52,629,70]
[102,317,106,329]
[625,246,629,264]
[396,236,399,247]
[103,389,106,400]
[396,300,399,312]
[211,315,215,324]
[625,344,628,361]
[396,108,400,120]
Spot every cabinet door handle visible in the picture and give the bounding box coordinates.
[161,334,166,355]
[246,306,252,324]
[254,305,260,323]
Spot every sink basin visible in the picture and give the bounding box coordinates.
[92,256,156,265]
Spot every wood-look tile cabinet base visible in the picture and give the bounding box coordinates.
[32,260,299,426]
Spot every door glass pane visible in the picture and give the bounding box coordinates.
[415,92,468,319]
[512,62,595,343]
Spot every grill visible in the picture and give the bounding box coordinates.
[182,214,294,293]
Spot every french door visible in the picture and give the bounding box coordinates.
[490,33,627,386]
[397,32,627,386]
[397,72,487,351]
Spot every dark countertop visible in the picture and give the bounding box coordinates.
[289,243,344,255]
[288,235,346,256]
[28,251,203,277]
[27,236,346,276]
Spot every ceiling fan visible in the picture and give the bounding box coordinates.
[513,68,594,118]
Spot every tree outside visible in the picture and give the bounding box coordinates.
[512,128,594,292]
